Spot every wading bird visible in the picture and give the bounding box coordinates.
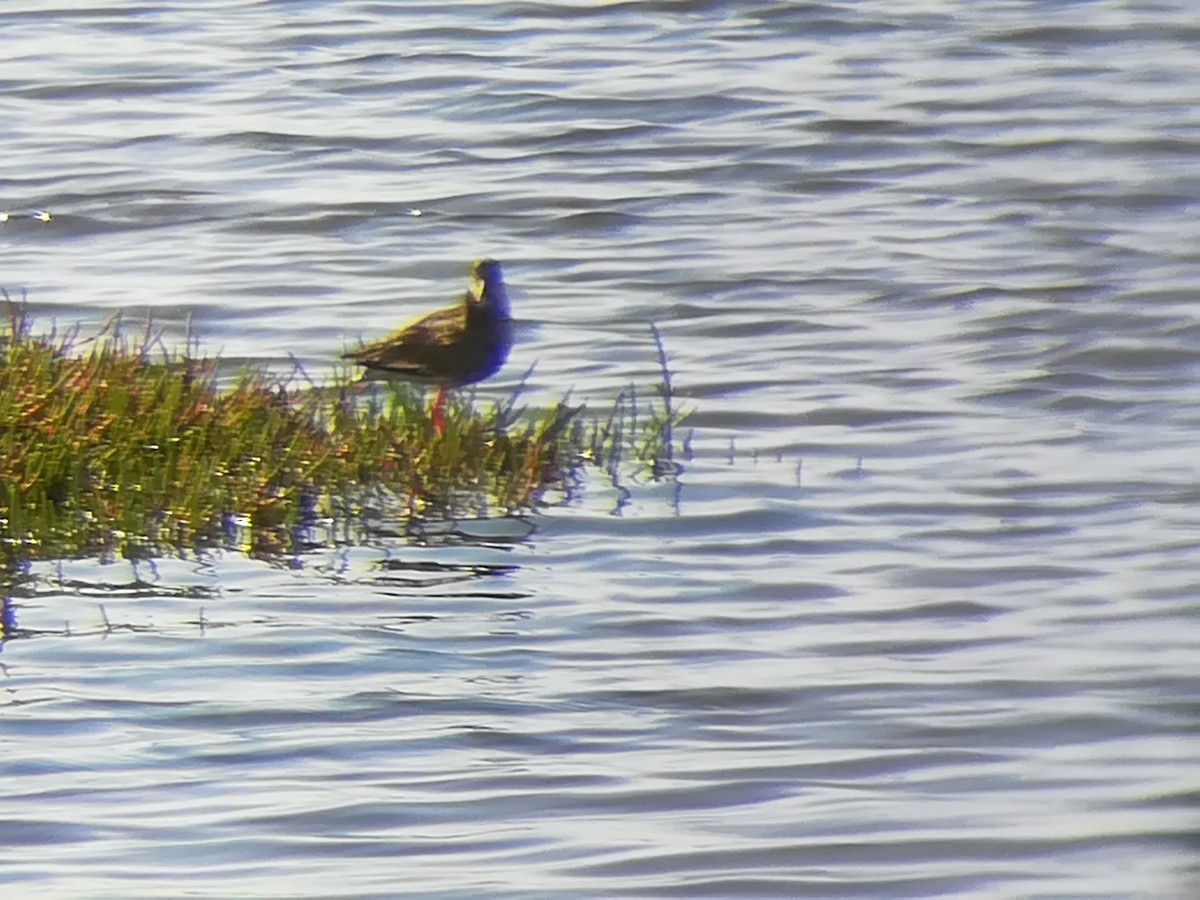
[344,258,513,432]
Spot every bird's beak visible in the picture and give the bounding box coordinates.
[469,275,486,302]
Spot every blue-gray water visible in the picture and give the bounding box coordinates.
[3,2,1199,897]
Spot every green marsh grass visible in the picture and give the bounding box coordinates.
[0,304,684,560]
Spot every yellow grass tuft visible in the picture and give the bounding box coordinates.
[0,301,683,560]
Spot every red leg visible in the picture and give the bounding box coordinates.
[431,385,447,435]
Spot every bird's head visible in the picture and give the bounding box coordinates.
[469,258,510,318]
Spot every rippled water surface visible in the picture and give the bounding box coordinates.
[3,2,1200,897]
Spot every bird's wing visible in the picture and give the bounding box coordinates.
[343,302,467,375]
